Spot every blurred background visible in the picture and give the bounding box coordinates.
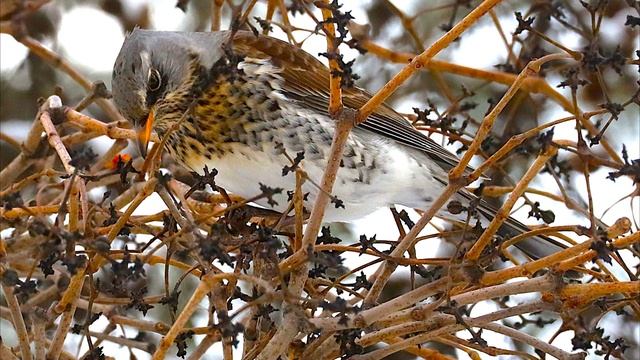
[1,0,638,359]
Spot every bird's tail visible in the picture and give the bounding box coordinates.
[453,190,567,260]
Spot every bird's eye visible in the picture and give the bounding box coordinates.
[148,68,162,92]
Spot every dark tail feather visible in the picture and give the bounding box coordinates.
[458,191,568,260]
[483,209,566,259]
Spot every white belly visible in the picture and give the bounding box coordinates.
[185,140,445,222]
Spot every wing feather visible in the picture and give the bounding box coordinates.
[231,31,471,174]
[229,31,566,260]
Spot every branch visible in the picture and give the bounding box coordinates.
[356,0,503,123]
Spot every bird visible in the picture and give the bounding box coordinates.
[111,29,566,259]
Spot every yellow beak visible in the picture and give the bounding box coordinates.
[137,109,154,158]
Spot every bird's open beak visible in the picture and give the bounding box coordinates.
[137,109,155,158]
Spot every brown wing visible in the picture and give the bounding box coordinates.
[230,32,568,260]
[231,31,469,174]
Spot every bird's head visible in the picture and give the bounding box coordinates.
[111,29,228,157]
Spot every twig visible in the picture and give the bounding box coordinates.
[258,111,355,359]
[211,0,224,31]
[0,342,18,360]
[1,284,32,360]
[86,331,154,352]
[465,145,558,260]
[319,0,343,117]
[152,272,271,359]
[0,100,47,189]
[105,177,158,242]
[351,302,564,359]
[187,333,221,360]
[356,0,503,123]
[482,231,640,285]
[481,322,585,360]
[48,270,86,360]
[39,96,76,174]
[32,313,47,360]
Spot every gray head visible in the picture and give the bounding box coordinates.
[111,29,229,155]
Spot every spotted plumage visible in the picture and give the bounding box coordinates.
[111,29,566,259]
